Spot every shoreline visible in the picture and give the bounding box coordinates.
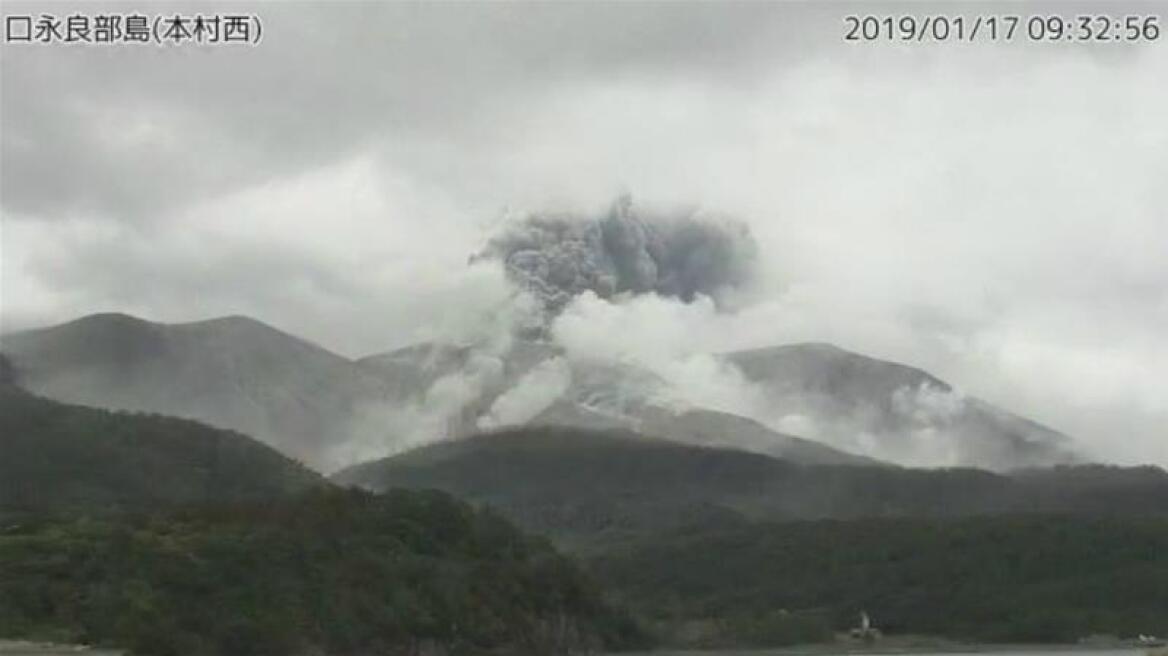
[0,641,124,655]
[624,643,1152,656]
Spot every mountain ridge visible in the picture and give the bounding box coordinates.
[3,312,396,471]
[720,342,1078,469]
[0,385,326,512]
[4,311,1080,472]
[332,425,1168,548]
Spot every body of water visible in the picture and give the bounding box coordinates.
[629,649,1151,656]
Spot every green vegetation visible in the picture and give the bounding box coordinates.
[5,392,1168,652]
[590,515,1168,647]
[0,488,644,655]
[333,426,1168,546]
[0,387,324,513]
[337,427,1168,646]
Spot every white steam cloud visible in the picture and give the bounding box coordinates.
[478,356,572,430]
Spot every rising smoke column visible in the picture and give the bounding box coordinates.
[473,193,759,321]
[376,193,764,442]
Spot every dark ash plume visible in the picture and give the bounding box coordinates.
[474,193,758,315]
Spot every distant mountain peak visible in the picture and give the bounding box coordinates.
[6,312,1082,473]
[728,341,951,389]
[40,311,160,336]
[2,311,378,471]
[66,311,151,325]
[29,311,285,333]
[182,314,271,329]
[10,312,335,357]
[722,342,1075,470]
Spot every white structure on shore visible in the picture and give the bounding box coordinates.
[849,611,882,641]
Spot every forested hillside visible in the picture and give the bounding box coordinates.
[0,488,644,655]
[334,426,1168,545]
[590,516,1168,647]
[0,386,324,513]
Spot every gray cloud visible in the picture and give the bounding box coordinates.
[473,193,757,320]
[0,1,809,223]
[2,1,1166,466]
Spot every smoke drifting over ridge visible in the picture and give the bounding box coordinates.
[474,193,758,320]
[336,199,773,463]
[411,196,1079,472]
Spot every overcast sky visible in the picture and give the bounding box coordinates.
[1,1,1165,465]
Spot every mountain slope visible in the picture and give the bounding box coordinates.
[534,401,882,466]
[332,426,1168,546]
[361,339,879,467]
[2,313,399,471]
[8,314,863,472]
[722,343,1079,469]
[361,338,1078,470]
[0,385,325,512]
[4,314,1078,472]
